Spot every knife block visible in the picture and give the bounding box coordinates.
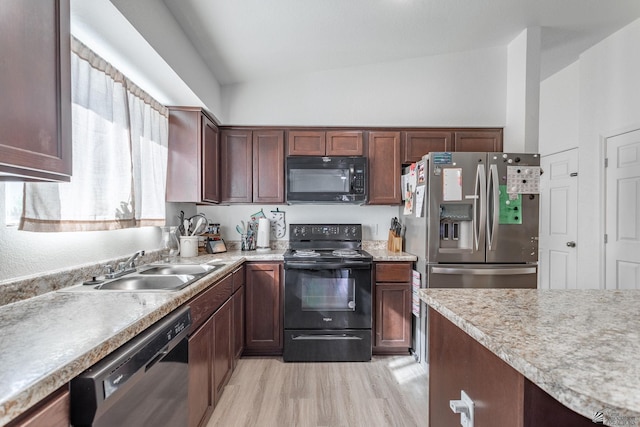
[387,230,403,253]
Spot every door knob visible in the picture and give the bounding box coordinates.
[566,241,576,248]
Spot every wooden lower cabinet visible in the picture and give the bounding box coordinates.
[188,317,214,427]
[6,387,69,427]
[187,274,235,427]
[212,299,233,405]
[244,262,283,355]
[429,309,593,426]
[232,285,245,367]
[373,262,413,354]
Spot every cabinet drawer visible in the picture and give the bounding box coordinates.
[189,274,233,333]
[375,262,412,283]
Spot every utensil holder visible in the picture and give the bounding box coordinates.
[387,230,403,253]
[180,236,199,257]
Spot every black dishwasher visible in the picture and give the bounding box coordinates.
[70,306,191,427]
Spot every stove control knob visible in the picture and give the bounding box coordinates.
[351,226,357,235]
[292,227,299,237]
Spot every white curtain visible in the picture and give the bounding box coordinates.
[20,38,168,232]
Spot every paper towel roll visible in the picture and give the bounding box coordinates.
[256,218,270,249]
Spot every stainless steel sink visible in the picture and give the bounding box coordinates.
[59,262,228,293]
[138,263,221,276]
[96,274,195,291]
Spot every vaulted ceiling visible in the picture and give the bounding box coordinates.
[162,0,640,84]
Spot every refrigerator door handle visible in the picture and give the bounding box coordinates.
[431,266,537,275]
[474,164,487,252]
[487,164,500,251]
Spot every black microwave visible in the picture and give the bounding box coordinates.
[286,156,367,204]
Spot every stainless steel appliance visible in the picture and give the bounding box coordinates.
[286,156,367,204]
[70,307,191,427]
[403,152,541,365]
[283,224,373,362]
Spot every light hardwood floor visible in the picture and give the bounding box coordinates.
[207,356,429,427]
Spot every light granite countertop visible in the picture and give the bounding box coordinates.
[0,248,413,425]
[420,288,640,425]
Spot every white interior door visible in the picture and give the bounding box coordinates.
[538,149,578,289]
[605,129,640,289]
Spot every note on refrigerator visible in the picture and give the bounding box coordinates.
[442,168,463,201]
[415,185,426,217]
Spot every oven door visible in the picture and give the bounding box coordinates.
[284,263,372,330]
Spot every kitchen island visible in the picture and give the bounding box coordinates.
[420,288,640,427]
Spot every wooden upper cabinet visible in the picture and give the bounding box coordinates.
[326,131,363,156]
[367,131,402,205]
[220,129,252,203]
[220,129,284,204]
[402,131,451,163]
[253,130,284,203]
[453,130,503,152]
[287,131,325,156]
[0,0,71,182]
[167,107,219,204]
[287,130,363,156]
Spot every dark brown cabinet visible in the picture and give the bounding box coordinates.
[453,130,503,152]
[367,131,402,205]
[373,262,412,354]
[429,309,593,426]
[287,130,363,156]
[6,386,69,427]
[220,129,284,203]
[187,274,233,427]
[244,262,283,355]
[231,266,245,367]
[0,0,71,182]
[212,299,233,406]
[167,107,220,204]
[402,131,451,163]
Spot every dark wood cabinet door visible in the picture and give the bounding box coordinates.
[367,131,402,205]
[326,131,363,156]
[212,298,233,406]
[453,130,503,152]
[188,318,213,427]
[220,129,252,203]
[253,130,284,203]
[7,387,69,427]
[244,262,282,354]
[232,285,245,366]
[287,130,325,156]
[201,115,220,203]
[167,108,219,204]
[0,0,71,181]
[402,131,451,163]
[374,284,412,350]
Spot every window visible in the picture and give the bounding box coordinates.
[16,38,168,232]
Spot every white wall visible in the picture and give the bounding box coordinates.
[576,17,640,288]
[504,28,541,153]
[539,62,580,156]
[221,47,507,127]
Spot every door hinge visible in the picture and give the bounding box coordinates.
[604,234,608,244]
[604,158,609,168]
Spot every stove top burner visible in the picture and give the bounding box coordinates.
[293,250,321,258]
[331,249,361,257]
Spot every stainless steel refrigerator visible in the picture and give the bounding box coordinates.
[403,152,541,366]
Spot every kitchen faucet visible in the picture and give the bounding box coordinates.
[104,250,145,279]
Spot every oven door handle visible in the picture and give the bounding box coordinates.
[292,334,363,341]
[284,262,372,270]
